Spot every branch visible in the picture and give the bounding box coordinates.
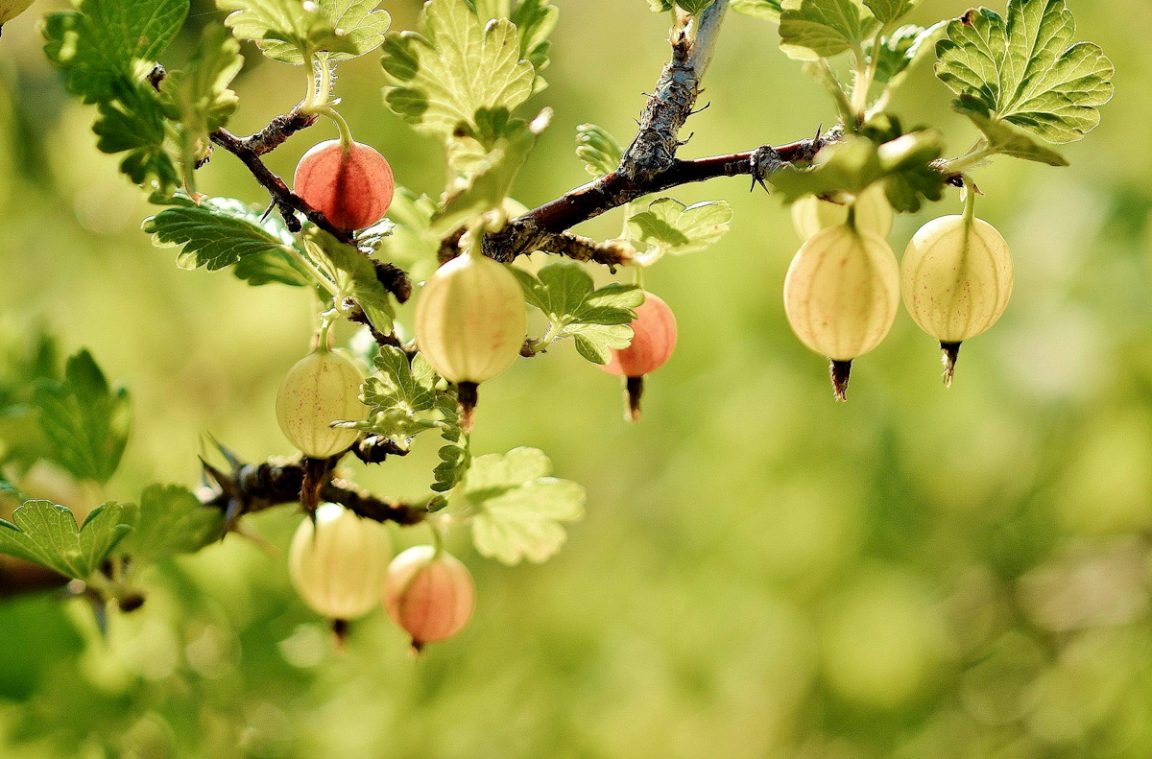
[482,134,831,262]
[200,456,428,526]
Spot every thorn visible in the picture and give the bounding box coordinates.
[208,435,244,470]
[259,201,276,223]
[690,101,712,116]
[814,123,824,142]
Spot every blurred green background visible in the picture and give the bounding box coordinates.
[1,0,1150,757]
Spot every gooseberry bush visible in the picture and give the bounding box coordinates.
[0,0,1113,648]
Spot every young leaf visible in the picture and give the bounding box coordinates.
[935,0,1114,144]
[627,198,733,261]
[575,123,623,178]
[431,394,469,493]
[305,231,396,333]
[159,24,244,188]
[511,262,643,364]
[862,0,914,24]
[779,0,879,60]
[0,501,131,580]
[430,109,552,237]
[360,347,443,447]
[34,351,130,485]
[866,22,945,88]
[117,485,224,564]
[467,0,558,83]
[143,198,312,287]
[42,0,189,104]
[381,0,536,141]
[730,0,783,21]
[452,447,585,565]
[219,0,385,64]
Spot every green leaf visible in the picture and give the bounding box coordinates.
[360,347,445,446]
[219,0,387,64]
[431,393,468,493]
[430,109,551,237]
[381,0,536,141]
[0,501,131,580]
[627,198,733,262]
[452,447,585,565]
[862,0,914,24]
[934,0,1114,144]
[676,0,717,13]
[866,22,945,87]
[159,24,244,187]
[34,351,131,485]
[730,0,783,21]
[143,198,312,287]
[118,485,224,564]
[511,262,643,364]
[770,132,945,213]
[306,231,396,333]
[42,0,189,103]
[779,0,878,60]
[953,95,1068,167]
[575,123,622,177]
[467,0,557,86]
[92,80,181,194]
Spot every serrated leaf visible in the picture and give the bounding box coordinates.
[374,188,440,282]
[866,22,945,87]
[220,0,386,64]
[306,231,396,333]
[430,109,551,237]
[0,501,130,579]
[467,0,557,87]
[575,123,622,177]
[511,263,643,364]
[359,347,451,446]
[159,24,243,188]
[453,447,584,565]
[627,198,733,261]
[42,0,189,104]
[381,0,536,141]
[953,95,1067,167]
[934,0,1114,144]
[862,0,914,24]
[144,198,312,287]
[33,351,130,485]
[730,0,782,21]
[118,485,224,564]
[779,0,878,60]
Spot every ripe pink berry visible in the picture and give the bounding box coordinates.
[384,546,475,651]
[293,139,395,232]
[601,291,677,378]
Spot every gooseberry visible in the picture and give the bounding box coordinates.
[414,250,527,431]
[783,224,900,401]
[901,214,1013,385]
[293,139,395,232]
[276,347,366,459]
[288,502,392,622]
[600,291,678,420]
[384,545,475,651]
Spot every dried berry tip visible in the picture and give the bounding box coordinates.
[118,593,146,613]
[458,382,479,435]
[941,341,962,388]
[331,618,349,651]
[626,376,645,422]
[830,360,853,402]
